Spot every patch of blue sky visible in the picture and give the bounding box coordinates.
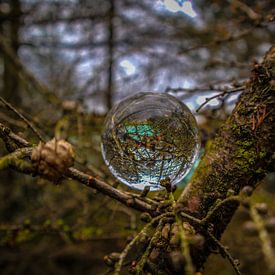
[119,59,137,76]
[155,0,197,18]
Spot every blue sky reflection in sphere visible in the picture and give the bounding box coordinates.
[101,92,200,191]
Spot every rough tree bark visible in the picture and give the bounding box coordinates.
[176,45,274,270]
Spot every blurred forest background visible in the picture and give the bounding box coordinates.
[0,0,274,274]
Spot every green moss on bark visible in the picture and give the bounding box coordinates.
[176,46,275,269]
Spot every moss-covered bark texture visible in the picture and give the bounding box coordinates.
[177,46,274,268]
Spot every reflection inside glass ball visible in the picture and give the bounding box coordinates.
[101,92,200,191]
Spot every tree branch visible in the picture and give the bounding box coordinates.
[66,168,157,215]
[0,96,44,141]
[176,46,275,268]
[0,123,158,216]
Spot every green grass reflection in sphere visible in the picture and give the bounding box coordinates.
[101,92,201,191]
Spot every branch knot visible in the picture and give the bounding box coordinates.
[31,138,75,182]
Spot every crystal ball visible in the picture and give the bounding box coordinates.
[101,92,200,191]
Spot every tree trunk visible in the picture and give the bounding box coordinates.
[176,46,274,269]
[106,0,115,110]
[1,0,21,104]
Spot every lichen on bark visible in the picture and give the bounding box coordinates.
[176,46,274,269]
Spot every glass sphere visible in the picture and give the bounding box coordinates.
[101,92,200,191]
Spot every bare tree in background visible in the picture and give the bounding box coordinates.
[1,0,21,104]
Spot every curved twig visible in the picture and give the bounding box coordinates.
[114,212,174,275]
[0,96,45,141]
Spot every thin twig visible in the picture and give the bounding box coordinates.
[67,168,157,215]
[250,204,275,274]
[179,195,242,275]
[0,111,26,128]
[165,83,245,94]
[0,122,30,148]
[196,86,245,112]
[180,211,202,226]
[0,96,45,141]
[168,189,195,275]
[207,231,242,275]
[135,218,165,274]
[178,17,273,56]
[201,196,241,225]
[114,212,174,275]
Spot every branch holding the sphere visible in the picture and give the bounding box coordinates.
[66,168,158,215]
[0,122,157,216]
[176,45,274,269]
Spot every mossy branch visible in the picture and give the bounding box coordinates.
[176,46,275,269]
[0,147,33,172]
[114,212,174,275]
[0,122,158,216]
